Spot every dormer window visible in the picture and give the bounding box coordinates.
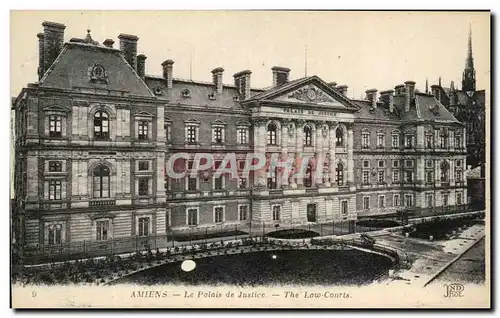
[89,64,108,84]
[153,86,163,96]
[208,92,216,100]
[182,89,191,98]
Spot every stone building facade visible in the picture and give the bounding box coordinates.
[12,22,468,253]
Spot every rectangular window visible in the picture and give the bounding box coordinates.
[426,134,434,148]
[186,125,197,144]
[378,160,385,168]
[404,170,413,183]
[272,205,281,221]
[393,160,399,168]
[138,217,150,236]
[96,220,109,241]
[47,224,62,245]
[48,180,62,200]
[138,177,149,196]
[378,171,385,184]
[443,193,449,207]
[138,161,149,171]
[138,120,149,140]
[456,159,463,167]
[405,160,414,168]
[393,194,400,207]
[391,134,399,148]
[426,171,434,184]
[455,136,462,148]
[164,123,171,142]
[426,160,433,168]
[49,161,62,172]
[404,194,413,207]
[267,168,277,189]
[363,160,370,168]
[362,132,370,148]
[187,209,198,226]
[341,200,348,215]
[214,207,224,223]
[238,177,247,189]
[440,135,446,148]
[393,170,400,183]
[363,171,370,185]
[49,115,62,137]
[237,128,248,145]
[363,197,370,210]
[455,170,463,182]
[457,193,463,205]
[377,134,385,147]
[405,135,414,148]
[239,205,248,221]
[188,177,197,191]
[426,194,434,208]
[213,126,224,144]
[378,196,385,208]
[214,176,224,190]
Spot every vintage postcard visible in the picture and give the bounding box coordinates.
[10,10,490,308]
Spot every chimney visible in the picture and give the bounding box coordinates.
[37,33,45,80]
[233,70,252,100]
[394,84,405,96]
[365,89,378,108]
[211,67,224,94]
[271,66,290,86]
[118,33,138,70]
[103,38,115,48]
[137,54,147,80]
[161,59,174,89]
[41,21,66,78]
[380,90,395,113]
[336,85,348,96]
[431,85,441,102]
[404,81,416,112]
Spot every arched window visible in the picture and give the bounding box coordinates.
[267,122,277,145]
[304,163,313,187]
[440,161,449,182]
[303,125,312,146]
[336,127,344,146]
[336,163,344,186]
[93,165,110,198]
[94,111,109,140]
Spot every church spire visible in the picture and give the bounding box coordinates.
[425,78,429,93]
[462,24,476,93]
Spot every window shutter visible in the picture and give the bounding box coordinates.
[222,127,225,143]
[44,181,49,199]
[196,126,199,142]
[211,127,215,143]
[185,126,188,142]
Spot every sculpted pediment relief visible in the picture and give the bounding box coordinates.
[270,84,346,108]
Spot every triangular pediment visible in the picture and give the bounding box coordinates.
[272,83,346,107]
[248,76,359,110]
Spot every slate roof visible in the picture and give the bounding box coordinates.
[145,76,265,110]
[352,100,400,121]
[354,93,460,124]
[39,42,155,98]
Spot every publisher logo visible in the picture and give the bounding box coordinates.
[444,283,464,298]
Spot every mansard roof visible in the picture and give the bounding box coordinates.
[38,42,155,98]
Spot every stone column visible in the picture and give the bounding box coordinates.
[328,122,337,187]
[346,123,355,186]
[314,122,323,186]
[289,121,297,188]
[281,120,289,188]
[253,118,267,188]
[462,127,467,149]
[435,158,441,187]
[295,120,305,187]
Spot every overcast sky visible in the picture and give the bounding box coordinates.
[10,11,490,99]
